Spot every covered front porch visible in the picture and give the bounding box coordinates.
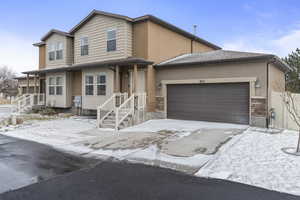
[20,58,156,128]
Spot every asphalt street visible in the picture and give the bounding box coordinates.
[0,135,96,193]
[1,160,299,200]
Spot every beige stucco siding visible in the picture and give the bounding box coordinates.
[81,67,114,110]
[146,21,215,64]
[45,34,72,68]
[147,21,191,64]
[155,61,268,97]
[269,63,285,92]
[72,71,82,96]
[192,40,215,53]
[39,45,46,69]
[73,15,132,65]
[133,21,148,59]
[45,72,72,108]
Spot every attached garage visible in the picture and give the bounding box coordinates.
[167,82,250,124]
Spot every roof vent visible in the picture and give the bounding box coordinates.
[193,25,197,35]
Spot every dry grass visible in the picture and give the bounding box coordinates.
[0,98,10,105]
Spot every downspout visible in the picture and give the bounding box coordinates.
[191,39,193,54]
[266,58,276,128]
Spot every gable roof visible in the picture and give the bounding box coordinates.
[40,29,73,41]
[156,50,292,72]
[69,10,133,34]
[68,9,221,50]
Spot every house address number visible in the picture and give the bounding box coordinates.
[199,80,206,83]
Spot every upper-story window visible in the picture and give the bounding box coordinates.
[48,42,63,61]
[107,30,116,52]
[80,37,89,56]
[55,42,63,60]
[48,44,55,61]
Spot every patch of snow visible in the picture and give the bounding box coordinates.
[196,128,300,196]
[126,145,212,167]
[200,171,232,179]
[121,119,248,133]
[0,118,97,146]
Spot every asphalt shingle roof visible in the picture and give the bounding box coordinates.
[157,50,273,65]
[157,50,291,72]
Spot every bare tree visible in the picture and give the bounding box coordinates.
[0,65,16,81]
[0,66,18,99]
[281,91,300,153]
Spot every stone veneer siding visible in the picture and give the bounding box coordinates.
[250,97,267,127]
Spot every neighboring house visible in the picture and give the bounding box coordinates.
[22,9,291,128]
[15,76,41,95]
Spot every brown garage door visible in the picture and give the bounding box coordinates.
[167,83,249,124]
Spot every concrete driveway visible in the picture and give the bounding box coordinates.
[78,120,248,173]
[0,135,96,194]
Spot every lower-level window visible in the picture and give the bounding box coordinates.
[48,76,63,95]
[49,77,55,95]
[97,75,106,95]
[56,77,63,95]
[85,74,107,96]
[85,75,94,95]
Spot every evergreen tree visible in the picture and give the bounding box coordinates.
[283,48,300,93]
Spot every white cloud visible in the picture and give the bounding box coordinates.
[272,30,300,56]
[222,29,300,57]
[0,31,38,75]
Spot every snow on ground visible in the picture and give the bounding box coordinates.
[0,104,15,122]
[121,119,248,133]
[197,128,300,196]
[0,117,97,146]
[0,118,240,173]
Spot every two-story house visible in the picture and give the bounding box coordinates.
[22,10,291,129]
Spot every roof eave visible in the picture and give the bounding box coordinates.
[41,29,73,41]
[33,42,46,47]
[22,58,154,75]
[155,55,274,67]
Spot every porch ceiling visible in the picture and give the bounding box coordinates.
[23,57,154,75]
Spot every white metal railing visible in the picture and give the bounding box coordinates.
[97,93,128,128]
[16,93,45,113]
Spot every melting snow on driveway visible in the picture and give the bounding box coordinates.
[196,128,300,196]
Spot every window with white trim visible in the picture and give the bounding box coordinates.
[48,43,55,61]
[48,77,55,95]
[97,75,106,95]
[80,37,89,56]
[56,77,63,95]
[55,42,63,60]
[85,75,94,95]
[107,30,116,52]
[48,76,63,95]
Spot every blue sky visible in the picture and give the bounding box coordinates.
[1,0,300,73]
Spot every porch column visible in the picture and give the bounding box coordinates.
[115,65,120,92]
[147,65,156,112]
[26,74,29,94]
[34,74,38,93]
[133,64,138,93]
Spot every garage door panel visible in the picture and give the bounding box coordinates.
[167,83,249,124]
